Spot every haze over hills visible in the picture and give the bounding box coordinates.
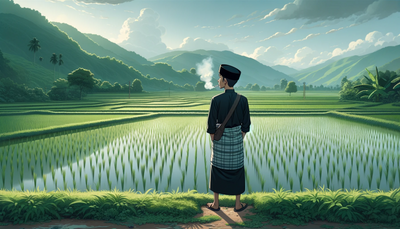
[51,22,201,88]
[150,50,295,87]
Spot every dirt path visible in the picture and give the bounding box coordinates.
[1,205,399,229]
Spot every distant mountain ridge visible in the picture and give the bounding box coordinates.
[290,44,400,86]
[150,50,295,87]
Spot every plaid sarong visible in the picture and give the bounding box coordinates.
[211,125,244,170]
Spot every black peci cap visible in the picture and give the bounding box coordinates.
[219,64,241,80]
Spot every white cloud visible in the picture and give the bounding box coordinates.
[259,28,297,42]
[242,46,284,66]
[176,37,230,51]
[331,31,400,58]
[276,47,317,69]
[113,8,168,59]
[326,27,344,34]
[293,33,321,42]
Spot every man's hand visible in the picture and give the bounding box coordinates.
[210,133,214,141]
[242,131,246,139]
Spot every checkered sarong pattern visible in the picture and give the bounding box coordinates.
[211,125,244,170]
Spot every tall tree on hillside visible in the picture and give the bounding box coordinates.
[50,53,58,82]
[58,54,64,76]
[39,57,43,62]
[67,68,96,100]
[28,37,41,65]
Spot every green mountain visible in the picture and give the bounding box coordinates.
[271,65,299,76]
[51,22,201,87]
[291,44,400,86]
[0,0,188,91]
[150,50,295,87]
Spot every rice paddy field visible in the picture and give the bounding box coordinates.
[1,115,400,195]
[0,90,399,195]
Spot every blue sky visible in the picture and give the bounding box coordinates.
[12,0,400,70]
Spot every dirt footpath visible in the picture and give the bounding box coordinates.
[1,205,399,229]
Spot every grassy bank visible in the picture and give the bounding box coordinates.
[1,187,400,228]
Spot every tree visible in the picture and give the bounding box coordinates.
[112,82,122,91]
[274,84,280,90]
[190,68,196,75]
[285,81,297,96]
[58,54,64,76]
[28,37,41,65]
[341,76,348,89]
[260,85,267,91]
[250,83,260,91]
[67,68,96,100]
[195,81,206,91]
[184,83,194,91]
[50,53,58,82]
[131,79,143,93]
[280,78,288,90]
[353,67,396,102]
[245,83,252,90]
[100,81,112,91]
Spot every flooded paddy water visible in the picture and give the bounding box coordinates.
[1,116,399,195]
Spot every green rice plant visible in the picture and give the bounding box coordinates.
[121,177,125,191]
[363,161,367,174]
[289,177,293,191]
[369,164,373,178]
[116,169,120,181]
[103,159,106,170]
[300,181,303,192]
[155,176,159,191]
[33,172,37,189]
[62,170,66,182]
[376,177,381,189]
[85,174,88,187]
[135,180,138,191]
[326,176,330,188]
[64,180,68,191]
[357,174,360,190]
[91,165,95,179]
[149,167,153,181]
[268,158,271,168]
[136,157,140,170]
[274,175,278,189]
[108,180,112,190]
[285,167,289,181]
[367,175,372,189]
[141,165,145,177]
[20,167,24,183]
[384,166,389,181]
[307,166,311,179]
[261,178,265,191]
[43,174,47,190]
[276,161,280,172]
[72,170,76,180]
[152,157,156,169]
[348,167,352,181]
[379,165,383,180]
[295,160,298,172]
[96,181,100,191]
[319,167,322,180]
[106,168,110,181]
[389,177,394,190]
[270,166,275,177]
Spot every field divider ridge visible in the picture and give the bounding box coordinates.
[0,112,159,143]
[327,111,400,132]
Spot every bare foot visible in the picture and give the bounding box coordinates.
[206,202,219,210]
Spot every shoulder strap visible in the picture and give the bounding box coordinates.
[220,93,241,128]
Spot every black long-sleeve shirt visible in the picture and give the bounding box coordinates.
[207,89,251,134]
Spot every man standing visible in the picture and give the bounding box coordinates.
[206,64,251,212]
